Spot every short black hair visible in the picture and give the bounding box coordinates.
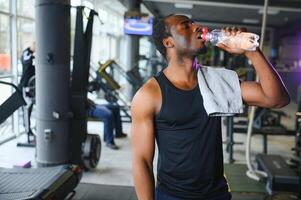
[152,15,173,59]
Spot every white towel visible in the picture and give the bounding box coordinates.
[197,66,243,116]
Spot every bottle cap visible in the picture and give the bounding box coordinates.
[201,27,208,41]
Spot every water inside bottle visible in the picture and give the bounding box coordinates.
[231,32,260,51]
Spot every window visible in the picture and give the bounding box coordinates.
[17,0,35,18]
[0,0,36,143]
[17,18,35,76]
[0,14,11,75]
[0,0,9,12]
[17,18,35,59]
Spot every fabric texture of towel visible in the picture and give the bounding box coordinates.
[197,66,243,116]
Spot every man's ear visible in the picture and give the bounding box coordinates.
[163,37,174,48]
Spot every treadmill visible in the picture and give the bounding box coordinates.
[256,112,301,195]
[0,165,82,200]
[256,154,299,194]
[0,81,82,200]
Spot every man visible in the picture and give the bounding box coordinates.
[19,42,35,89]
[18,43,36,145]
[87,99,127,150]
[131,15,290,200]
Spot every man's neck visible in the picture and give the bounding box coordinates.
[164,57,198,90]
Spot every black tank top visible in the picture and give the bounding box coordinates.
[154,71,228,199]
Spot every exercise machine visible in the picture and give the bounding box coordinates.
[224,107,295,163]
[17,76,36,147]
[88,60,132,122]
[0,165,82,200]
[0,81,82,200]
[255,112,301,195]
[100,59,144,92]
[256,154,299,194]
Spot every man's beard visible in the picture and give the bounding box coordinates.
[197,45,207,55]
[177,45,207,58]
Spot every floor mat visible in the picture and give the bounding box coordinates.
[232,192,266,200]
[74,183,137,200]
[224,164,266,193]
[74,182,298,200]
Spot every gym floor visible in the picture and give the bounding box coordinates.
[0,102,297,199]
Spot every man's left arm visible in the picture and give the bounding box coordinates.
[218,38,290,108]
[240,49,290,108]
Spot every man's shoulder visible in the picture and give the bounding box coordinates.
[21,48,33,61]
[131,77,161,114]
[136,78,160,99]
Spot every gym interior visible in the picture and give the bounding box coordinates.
[0,0,300,199]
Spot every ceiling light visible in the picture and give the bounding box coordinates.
[258,8,280,15]
[242,18,259,24]
[174,3,194,9]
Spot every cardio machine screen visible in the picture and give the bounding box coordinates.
[124,16,153,36]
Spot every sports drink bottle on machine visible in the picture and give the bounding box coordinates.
[200,27,260,51]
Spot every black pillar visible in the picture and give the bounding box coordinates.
[35,0,71,166]
[125,0,141,99]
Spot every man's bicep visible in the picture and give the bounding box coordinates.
[131,116,155,164]
[240,81,269,107]
[131,93,155,165]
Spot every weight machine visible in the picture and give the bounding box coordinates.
[88,60,133,123]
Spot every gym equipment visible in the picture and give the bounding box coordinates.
[0,165,82,200]
[255,112,301,195]
[256,154,299,194]
[293,112,301,157]
[82,134,101,169]
[69,6,101,169]
[17,75,36,147]
[0,81,26,125]
[245,0,269,182]
[0,81,82,199]
[225,116,243,163]
[253,108,287,133]
[100,59,143,91]
[225,107,295,163]
[88,60,132,123]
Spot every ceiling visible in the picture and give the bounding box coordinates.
[141,0,301,34]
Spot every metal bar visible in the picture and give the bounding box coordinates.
[0,74,14,79]
[259,0,269,49]
[245,0,269,181]
[263,134,268,154]
[11,0,20,137]
[0,10,12,16]
[143,0,301,12]
[0,9,34,20]
[227,116,235,163]
[16,15,35,21]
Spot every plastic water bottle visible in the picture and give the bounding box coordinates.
[201,27,260,51]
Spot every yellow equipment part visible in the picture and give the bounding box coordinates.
[97,60,121,90]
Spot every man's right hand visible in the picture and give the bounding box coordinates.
[217,27,249,55]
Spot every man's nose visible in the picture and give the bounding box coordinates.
[192,23,202,33]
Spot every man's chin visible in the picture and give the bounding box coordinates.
[197,45,207,55]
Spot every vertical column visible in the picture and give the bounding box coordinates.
[149,40,157,76]
[35,0,71,166]
[269,28,278,63]
[10,0,19,136]
[125,0,141,99]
